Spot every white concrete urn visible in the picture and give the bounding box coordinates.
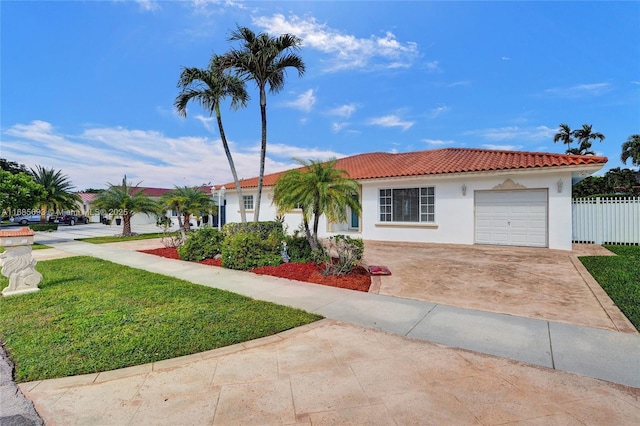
[0,227,42,297]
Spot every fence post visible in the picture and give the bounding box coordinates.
[595,197,603,245]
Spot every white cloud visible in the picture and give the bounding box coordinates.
[465,125,556,141]
[429,105,450,119]
[284,89,316,112]
[367,115,414,131]
[2,120,348,189]
[481,144,523,151]
[543,82,612,98]
[194,115,216,132]
[253,14,419,72]
[332,122,349,133]
[327,104,356,118]
[425,61,441,72]
[135,0,160,12]
[422,139,455,147]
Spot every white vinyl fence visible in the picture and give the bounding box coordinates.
[572,197,640,245]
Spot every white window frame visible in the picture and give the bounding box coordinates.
[379,187,435,223]
[243,195,254,210]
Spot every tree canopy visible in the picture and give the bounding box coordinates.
[93,175,158,236]
[553,123,605,155]
[160,186,214,236]
[621,134,640,168]
[30,166,81,223]
[273,158,361,251]
[0,170,46,218]
[175,54,249,223]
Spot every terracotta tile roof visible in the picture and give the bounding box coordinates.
[77,192,97,203]
[219,148,608,189]
[0,227,35,237]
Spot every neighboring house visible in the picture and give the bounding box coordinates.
[76,186,216,227]
[217,148,607,251]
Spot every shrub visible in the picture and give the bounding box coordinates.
[222,231,282,270]
[285,233,313,263]
[178,227,224,261]
[223,221,283,240]
[318,235,364,276]
[28,224,58,232]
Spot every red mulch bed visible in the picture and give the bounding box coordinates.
[139,247,371,292]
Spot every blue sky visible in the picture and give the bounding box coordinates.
[1,0,639,190]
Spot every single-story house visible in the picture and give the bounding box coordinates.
[216,148,607,251]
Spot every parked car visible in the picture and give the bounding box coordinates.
[10,214,52,225]
[57,213,89,225]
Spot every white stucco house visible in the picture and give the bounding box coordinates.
[216,148,607,251]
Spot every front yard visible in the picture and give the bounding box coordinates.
[0,256,322,382]
[579,245,640,330]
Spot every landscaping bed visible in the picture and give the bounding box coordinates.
[139,247,372,292]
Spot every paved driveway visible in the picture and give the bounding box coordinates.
[363,241,636,333]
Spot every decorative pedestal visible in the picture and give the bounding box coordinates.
[0,227,42,297]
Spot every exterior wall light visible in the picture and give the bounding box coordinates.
[557,179,563,193]
[461,184,467,196]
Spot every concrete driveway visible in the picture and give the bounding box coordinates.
[363,241,636,333]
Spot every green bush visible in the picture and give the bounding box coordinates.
[222,232,283,270]
[285,233,313,262]
[177,227,224,261]
[223,221,283,240]
[28,224,58,232]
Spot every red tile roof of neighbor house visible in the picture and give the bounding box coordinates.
[218,148,608,189]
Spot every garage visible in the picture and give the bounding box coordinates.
[475,189,548,247]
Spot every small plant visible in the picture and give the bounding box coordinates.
[156,215,183,248]
[318,235,364,276]
[178,227,224,261]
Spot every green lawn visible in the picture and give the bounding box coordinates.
[0,257,322,382]
[77,232,170,244]
[580,245,640,330]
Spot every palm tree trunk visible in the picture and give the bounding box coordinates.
[254,86,268,222]
[215,104,247,223]
[176,210,186,240]
[39,204,47,224]
[184,213,191,231]
[123,214,132,236]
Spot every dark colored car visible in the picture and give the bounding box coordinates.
[58,214,89,225]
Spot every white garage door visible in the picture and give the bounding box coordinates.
[475,190,548,247]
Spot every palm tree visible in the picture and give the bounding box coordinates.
[572,124,605,155]
[553,123,574,153]
[93,175,158,236]
[273,158,361,251]
[621,134,640,184]
[30,166,81,223]
[222,26,305,222]
[621,134,640,167]
[160,186,214,238]
[175,55,249,223]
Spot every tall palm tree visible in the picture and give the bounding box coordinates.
[553,123,574,153]
[30,166,81,223]
[159,186,214,238]
[175,55,249,223]
[222,26,305,222]
[273,158,361,251]
[572,124,605,155]
[93,175,158,236]
[621,134,640,184]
